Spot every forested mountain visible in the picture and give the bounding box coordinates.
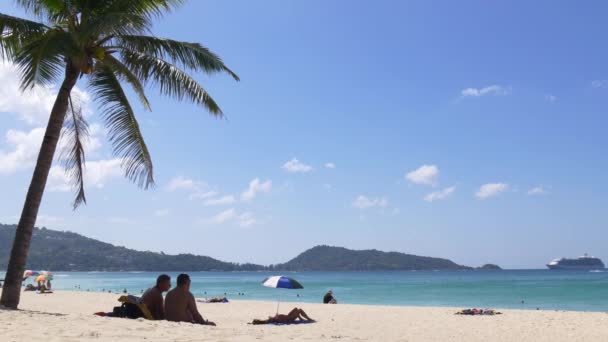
[1,224,494,271]
[273,245,471,271]
[0,224,263,271]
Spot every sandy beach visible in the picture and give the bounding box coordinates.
[0,291,607,341]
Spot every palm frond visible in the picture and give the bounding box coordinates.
[0,13,48,60]
[116,35,239,81]
[59,95,88,209]
[120,50,223,115]
[14,28,77,89]
[103,54,151,110]
[89,63,154,189]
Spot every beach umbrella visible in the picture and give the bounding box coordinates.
[262,275,304,314]
[23,270,38,278]
[35,274,53,282]
[40,271,53,277]
[262,276,304,290]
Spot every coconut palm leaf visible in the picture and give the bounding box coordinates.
[89,63,154,189]
[120,50,223,115]
[0,13,49,60]
[116,35,239,80]
[59,95,88,209]
[103,54,151,110]
[14,28,78,89]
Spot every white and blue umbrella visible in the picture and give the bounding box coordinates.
[261,275,304,313]
[262,275,304,290]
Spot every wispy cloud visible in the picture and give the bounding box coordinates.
[545,95,557,102]
[405,164,439,186]
[424,186,456,202]
[282,158,313,173]
[166,176,203,192]
[476,183,509,199]
[204,195,237,206]
[591,80,607,88]
[324,162,336,169]
[527,186,547,196]
[241,178,272,201]
[209,208,257,227]
[210,208,236,224]
[189,191,218,200]
[352,195,388,209]
[461,85,510,97]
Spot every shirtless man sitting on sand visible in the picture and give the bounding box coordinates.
[251,308,315,325]
[141,274,171,320]
[165,274,216,326]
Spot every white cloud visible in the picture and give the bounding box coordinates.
[48,158,123,192]
[208,209,257,227]
[154,209,170,217]
[545,95,557,102]
[424,186,456,202]
[241,178,272,201]
[325,162,336,169]
[282,158,312,173]
[591,80,607,88]
[204,195,236,206]
[0,61,91,125]
[476,183,509,199]
[238,212,256,227]
[0,127,45,173]
[210,208,237,224]
[189,191,218,200]
[0,124,103,175]
[352,195,388,209]
[405,164,439,186]
[461,85,510,97]
[527,186,547,196]
[166,176,203,192]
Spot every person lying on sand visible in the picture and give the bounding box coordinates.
[199,297,228,303]
[141,274,171,320]
[251,307,315,325]
[165,274,216,326]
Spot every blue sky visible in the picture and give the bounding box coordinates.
[1,0,607,269]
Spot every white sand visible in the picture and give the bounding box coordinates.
[1,291,608,341]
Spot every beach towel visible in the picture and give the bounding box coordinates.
[455,308,502,316]
[269,320,315,326]
[249,320,316,326]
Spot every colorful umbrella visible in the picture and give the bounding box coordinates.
[35,274,52,282]
[262,275,304,289]
[23,270,40,278]
[262,275,304,314]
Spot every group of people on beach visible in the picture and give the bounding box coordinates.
[137,274,315,326]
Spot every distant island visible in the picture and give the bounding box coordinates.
[0,223,499,271]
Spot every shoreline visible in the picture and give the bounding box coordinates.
[2,291,608,341]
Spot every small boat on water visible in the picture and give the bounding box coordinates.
[546,254,605,270]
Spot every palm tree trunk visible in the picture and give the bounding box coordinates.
[0,65,80,309]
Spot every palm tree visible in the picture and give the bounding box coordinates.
[0,0,238,309]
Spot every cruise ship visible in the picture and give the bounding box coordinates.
[546,254,605,270]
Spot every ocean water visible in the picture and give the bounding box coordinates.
[22,270,608,312]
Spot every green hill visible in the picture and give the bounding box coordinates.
[0,223,264,271]
[272,245,471,271]
[1,224,489,271]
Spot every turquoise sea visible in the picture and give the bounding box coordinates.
[29,270,608,312]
